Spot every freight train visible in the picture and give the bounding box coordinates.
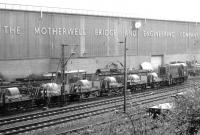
[0,63,188,113]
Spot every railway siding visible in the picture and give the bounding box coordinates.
[0,86,191,134]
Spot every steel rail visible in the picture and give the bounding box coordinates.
[0,81,189,126]
[0,86,191,135]
[0,92,178,135]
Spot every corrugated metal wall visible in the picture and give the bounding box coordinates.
[139,20,188,55]
[0,10,51,59]
[1,9,200,60]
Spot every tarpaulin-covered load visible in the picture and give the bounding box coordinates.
[104,76,117,83]
[141,62,153,71]
[75,79,92,92]
[104,76,119,87]
[147,72,161,82]
[5,87,22,100]
[42,83,61,96]
[148,72,158,78]
[76,80,92,89]
[128,74,140,83]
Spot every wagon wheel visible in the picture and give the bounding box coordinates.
[46,96,51,107]
[99,90,103,97]
[130,87,135,94]
[141,84,146,91]
[85,93,90,98]
[131,89,135,94]
[113,87,118,94]
[95,91,100,97]
[78,85,81,93]
[119,87,123,94]
[107,88,112,95]
[157,83,160,88]
[80,94,84,99]
[114,87,120,95]
[111,87,116,94]
[154,82,159,89]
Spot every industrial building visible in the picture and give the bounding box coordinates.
[0,3,200,80]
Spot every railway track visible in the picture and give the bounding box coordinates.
[55,109,152,135]
[55,110,146,135]
[0,93,175,135]
[0,80,196,135]
[0,80,190,126]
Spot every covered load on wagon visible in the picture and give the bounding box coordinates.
[74,79,92,93]
[141,62,153,71]
[103,76,119,88]
[128,74,140,83]
[42,83,61,96]
[0,87,22,102]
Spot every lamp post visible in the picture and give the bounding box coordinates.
[119,37,127,113]
[119,21,141,113]
[61,44,65,106]
[60,44,78,106]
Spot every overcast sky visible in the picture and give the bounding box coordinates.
[1,0,200,22]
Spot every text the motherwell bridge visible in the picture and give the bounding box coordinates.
[1,25,200,39]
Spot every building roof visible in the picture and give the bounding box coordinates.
[0,3,199,24]
[0,3,137,18]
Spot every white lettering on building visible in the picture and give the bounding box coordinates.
[95,29,117,36]
[122,30,137,37]
[179,32,200,39]
[143,30,175,38]
[34,27,86,36]
[2,26,22,35]
[1,25,200,39]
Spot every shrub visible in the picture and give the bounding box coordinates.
[169,81,200,135]
[79,81,200,135]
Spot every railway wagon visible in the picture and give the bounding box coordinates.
[68,76,123,100]
[100,76,123,95]
[147,72,163,88]
[0,64,189,113]
[38,83,61,105]
[0,82,62,112]
[158,63,188,85]
[0,87,33,112]
[127,74,147,92]
[68,79,99,100]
